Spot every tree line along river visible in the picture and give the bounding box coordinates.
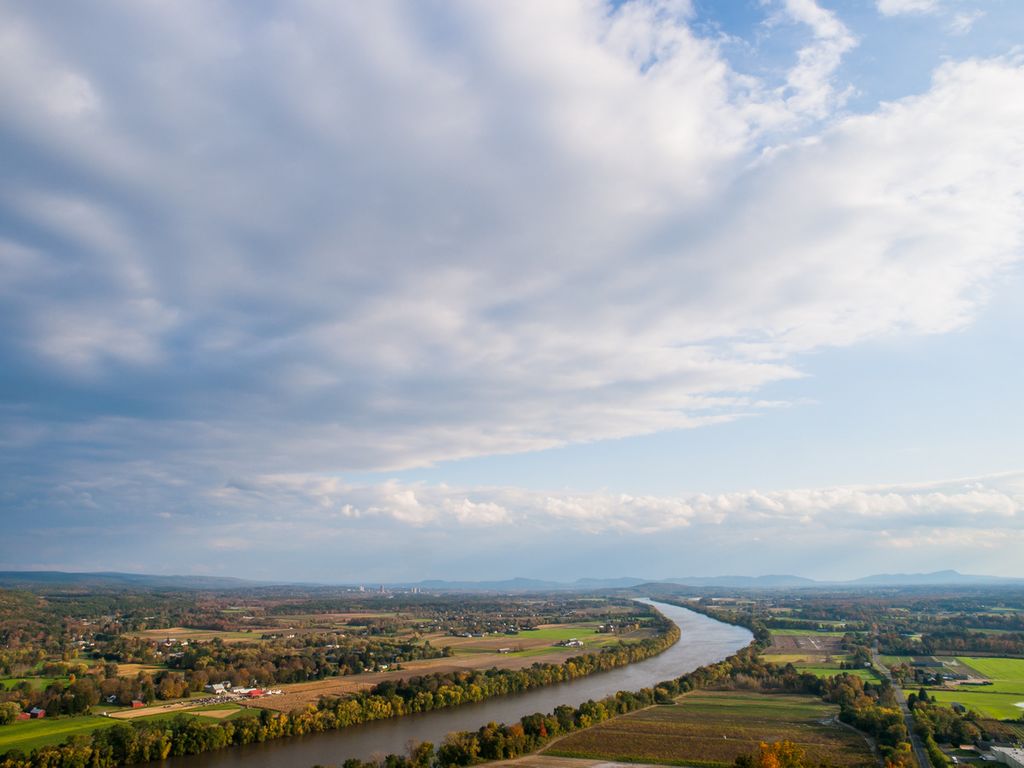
[162,599,753,768]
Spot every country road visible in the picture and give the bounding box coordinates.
[872,645,931,768]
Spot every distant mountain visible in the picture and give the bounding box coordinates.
[0,569,1020,592]
[414,577,566,591]
[573,576,651,589]
[846,570,1024,586]
[0,571,264,590]
[663,574,818,588]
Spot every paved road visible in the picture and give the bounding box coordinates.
[872,645,931,768]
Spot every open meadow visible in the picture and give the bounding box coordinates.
[0,716,117,753]
[545,691,876,768]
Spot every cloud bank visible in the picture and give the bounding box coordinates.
[1,1,1023,577]
[10,468,1024,580]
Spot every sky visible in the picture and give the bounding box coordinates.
[1,0,1023,583]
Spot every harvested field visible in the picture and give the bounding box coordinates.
[193,708,239,719]
[493,756,667,768]
[116,663,166,676]
[108,699,223,719]
[545,691,875,768]
[768,632,843,655]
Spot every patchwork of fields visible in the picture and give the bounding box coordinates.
[905,655,1024,720]
[763,630,881,683]
[546,691,876,768]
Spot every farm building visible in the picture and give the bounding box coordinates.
[28,707,45,718]
[131,700,144,708]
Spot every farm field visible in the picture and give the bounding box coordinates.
[115,663,166,677]
[442,625,632,658]
[767,631,844,655]
[794,665,881,683]
[902,656,1024,719]
[0,716,116,752]
[879,655,912,666]
[768,629,846,637]
[907,688,1024,720]
[493,756,667,768]
[0,677,67,691]
[0,705,253,752]
[761,645,880,682]
[127,627,271,643]
[955,657,1024,694]
[545,691,875,768]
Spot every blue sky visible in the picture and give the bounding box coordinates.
[1,0,1023,582]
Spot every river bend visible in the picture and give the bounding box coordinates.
[164,599,752,768]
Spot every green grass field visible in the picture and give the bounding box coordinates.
[761,652,881,683]
[546,691,875,768]
[879,655,913,666]
[0,677,67,691]
[0,716,116,753]
[795,666,881,683]
[956,657,1024,694]
[898,656,1024,720]
[518,626,601,641]
[908,688,1024,720]
[453,625,620,658]
[0,706,255,753]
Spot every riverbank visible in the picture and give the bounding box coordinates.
[0,602,737,768]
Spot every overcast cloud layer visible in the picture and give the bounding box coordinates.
[1,0,1022,580]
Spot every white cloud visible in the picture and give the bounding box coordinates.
[876,0,940,16]
[204,470,1024,537]
[14,466,1020,579]
[779,0,858,118]
[0,3,1023,575]
[949,10,984,34]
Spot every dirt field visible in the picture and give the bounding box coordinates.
[193,708,238,719]
[492,756,667,768]
[768,633,843,655]
[109,700,210,719]
[115,663,166,677]
[248,650,583,712]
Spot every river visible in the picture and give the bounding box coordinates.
[164,599,752,768]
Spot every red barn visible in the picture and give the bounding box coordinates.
[246,689,264,698]
[131,700,145,708]
[29,707,45,718]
